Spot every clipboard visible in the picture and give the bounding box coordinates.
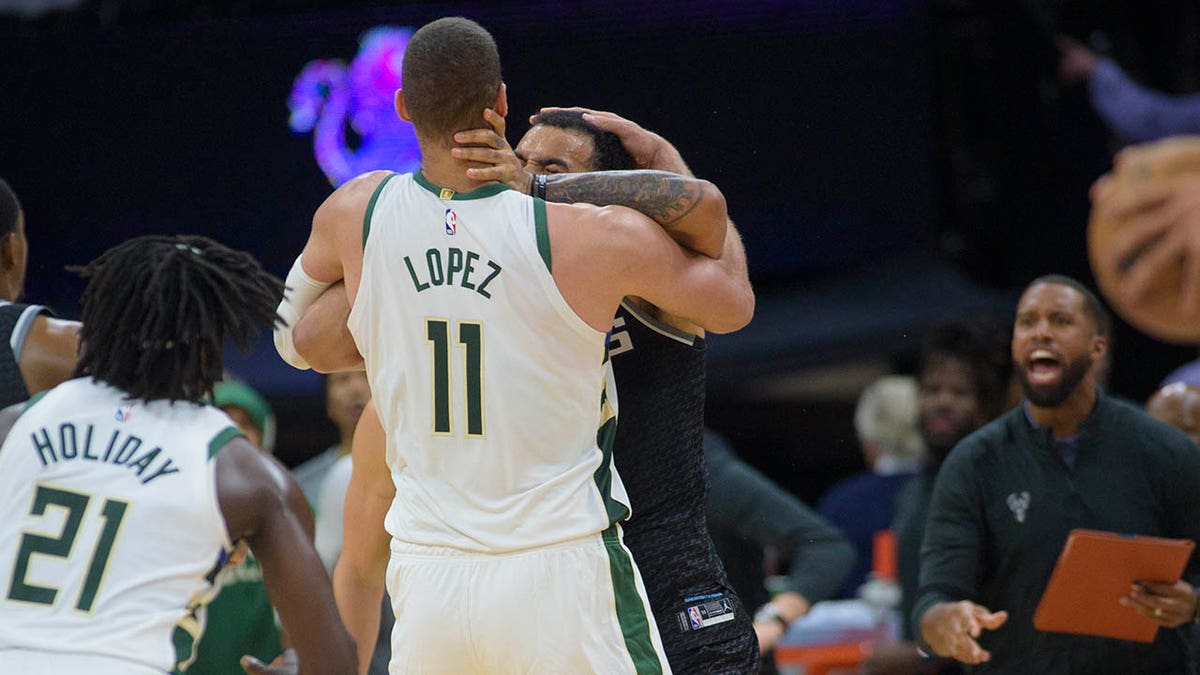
[1033,529,1195,643]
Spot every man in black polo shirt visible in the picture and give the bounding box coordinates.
[915,274,1200,674]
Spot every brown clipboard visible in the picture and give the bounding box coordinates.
[1033,529,1195,643]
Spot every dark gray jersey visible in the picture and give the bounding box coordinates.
[609,300,757,672]
[0,301,49,408]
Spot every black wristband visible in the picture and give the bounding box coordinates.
[533,174,547,200]
[753,602,788,630]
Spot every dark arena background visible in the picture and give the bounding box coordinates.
[3,0,1198,503]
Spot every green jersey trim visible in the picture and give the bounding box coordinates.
[171,609,202,675]
[207,426,244,460]
[21,389,49,413]
[602,524,665,675]
[363,173,398,251]
[533,197,551,273]
[591,388,629,524]
[412,171,511,200]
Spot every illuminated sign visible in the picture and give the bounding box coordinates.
[287,26,421,186]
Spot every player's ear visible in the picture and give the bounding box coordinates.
[494,83,508,118]
[395,89,413,122]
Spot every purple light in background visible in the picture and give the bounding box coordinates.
[287,26,421,186]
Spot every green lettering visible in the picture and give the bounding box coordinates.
[81,425,98,460]
[32,428,55,466]
[404,256,430,292]
[101,430,120,462]
[462,250,480,290]
[476,261,502,299]
[446,248,464,287]
[127,447,161,476]
[59,423,78,459]
[426,249,445,286]
[142,459,181,484]
[112,436,141,465]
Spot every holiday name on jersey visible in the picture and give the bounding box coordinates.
[30,423,181,484]
[405,247,502,298]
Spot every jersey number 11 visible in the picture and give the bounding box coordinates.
[427,318,484,438]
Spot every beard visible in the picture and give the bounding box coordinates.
[921,422,970,469]
[1018,353,1092,407]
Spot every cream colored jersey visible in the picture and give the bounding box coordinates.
[348,173,629,553]
[0,378,239,674]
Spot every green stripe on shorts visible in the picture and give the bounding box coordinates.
[602,524,664,675]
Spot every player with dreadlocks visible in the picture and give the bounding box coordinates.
[0,235,356,675]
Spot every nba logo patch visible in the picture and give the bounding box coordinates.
[115,405,134,422]
[687,606,703,630]
[444,208,458,235]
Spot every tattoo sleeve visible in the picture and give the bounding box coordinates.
[541,170,703,228]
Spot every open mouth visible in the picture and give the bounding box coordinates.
[926,415,958,437]
[1026,348,1062,385]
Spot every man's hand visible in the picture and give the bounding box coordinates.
[241,648,298,675]
[534,107,692,176]
[752,592,811,655]
[919,600,1007,665]
[453,109,531,192]
[1056,35,1098,83]
[753,618,786,655]
[1091,170,1200,316]
[861,641,928,675]
[1122,580,1198,628]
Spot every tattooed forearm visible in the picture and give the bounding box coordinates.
[542,170,703,228]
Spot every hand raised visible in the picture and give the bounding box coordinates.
[1122,580,1199,628]
[534,106,691,175]
[920,600,1007,665]
[241,648,299,675]
[452,108,533,193]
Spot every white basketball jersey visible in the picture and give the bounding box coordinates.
[348,172,629,553]
[0,378,239,673]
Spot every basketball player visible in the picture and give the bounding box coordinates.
[273,17,752,674]
[290,108,760,673]
[508,108,761,671]
[0,178,81,406]
[0,235,355,675]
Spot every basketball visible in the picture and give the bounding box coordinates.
[1088,136,1200,344]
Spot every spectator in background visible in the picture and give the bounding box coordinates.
[1146,360,1200,447]
[862,321,1011,675]
[291,371,369,505]
[1058,36,1200,144]
[819,375,924,598]
[190,379,283,674]
[705,430,856,661]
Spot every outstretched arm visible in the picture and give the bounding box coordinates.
[541,107,753,331]
[217,438,357,675]
[539,169,726,258]
[453,110,751,332]
[453,110,726,258]
[332,401,394,675]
